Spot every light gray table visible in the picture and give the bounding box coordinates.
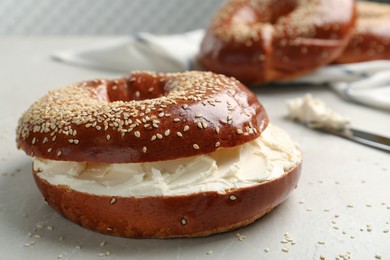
[0,37,389,260]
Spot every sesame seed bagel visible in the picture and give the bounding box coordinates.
[16,71,268,163]
[17,71,302,238]
[199,0,356,84]
[335,1,390,64]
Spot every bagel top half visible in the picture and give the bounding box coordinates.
[16,71,268,163]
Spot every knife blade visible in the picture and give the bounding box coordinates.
[323,127,390,153]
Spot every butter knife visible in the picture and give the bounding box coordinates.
[322,127,390,153]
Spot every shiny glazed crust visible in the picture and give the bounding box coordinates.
[33,163,302,238]
[16,71,268,163]
[335,1,390,64]
[199,0,356,84]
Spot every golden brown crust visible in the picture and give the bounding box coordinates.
[199,0,357,84]
[16,71,268,163]
[335,1,390,64]
[33,163,302,238]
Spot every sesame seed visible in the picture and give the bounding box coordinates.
[100,241,106,247]
[318,241,325,245]
[181,218,187,225]
[143,146,147,153]
[197,122,203,129]
[183,125,189,132]
[264,248,270,253]
[134,131,141,138]
[56,151,62,157]
[215,142,220,147]
[36,223,43,229]
[182,104,189,109]
[24,241,36,247]
[173,118,180,123]
[235,233,246,241]
[282,247,289,253]
[151,135,157,141]
[106,135,111,141]
[109,197,116,204]
[236,129,243,134]
[176,132,183,137]
[193,144,200,150]
[164,129,170,136]
[157,134,163,139]
[229,195,236,201]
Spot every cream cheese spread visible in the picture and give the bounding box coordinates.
[287,94,350,130]
[34,124,302,197]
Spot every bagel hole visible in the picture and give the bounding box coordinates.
[105,75,168,102]
[267,1,297,24]
[236,1,297,25]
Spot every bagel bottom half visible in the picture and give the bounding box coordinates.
[32,125,302,238]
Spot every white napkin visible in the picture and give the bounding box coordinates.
[53,30,390,111]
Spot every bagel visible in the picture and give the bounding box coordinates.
[335,1,390,64]
[16,71,302,238]
[199,0,357,84]
[16,71,268,163]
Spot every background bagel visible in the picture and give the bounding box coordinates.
[199,0,357,84]
[335,1,390,64]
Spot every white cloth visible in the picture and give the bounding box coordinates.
[53,30,390,111]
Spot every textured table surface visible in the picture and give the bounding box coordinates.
[0,37,389,260]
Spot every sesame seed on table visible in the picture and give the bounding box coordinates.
[1,37,390,259]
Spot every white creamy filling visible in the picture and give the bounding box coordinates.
[33,124,302,197]
[287,94,350,130]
